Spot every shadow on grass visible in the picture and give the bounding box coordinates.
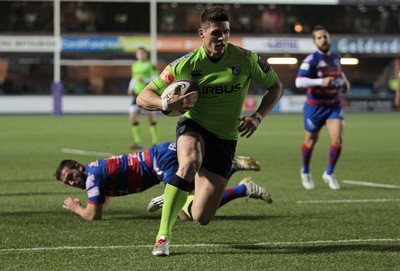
[0,192,69,197]
[105,212,286,221]
[229,243,400,254]
[0,211,66,216]
[106,215,162,221]
[0,178,52,183]
[0,210,156,221]
[214,215,288,221]
[154,244,400,257]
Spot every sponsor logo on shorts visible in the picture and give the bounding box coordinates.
[306,118,316,130]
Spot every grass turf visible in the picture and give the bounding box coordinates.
[0,113,399,270]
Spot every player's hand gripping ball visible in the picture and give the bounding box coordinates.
[161,79,198,116]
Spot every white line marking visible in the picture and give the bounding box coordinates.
[61,148,114,157]
[1,238,399,252]
[343,180,400,189]
[297,199,400,204]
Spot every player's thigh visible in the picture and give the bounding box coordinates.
[326,105,345,142]
[176,133,204,178]
[304,130,319,147]
[191,169,226,225]
[177,134,204,162]
[129,102,140,121]
[326,119,344,143]
[147,111,157,122]
[129,96,140,112]
[303,103,327,133]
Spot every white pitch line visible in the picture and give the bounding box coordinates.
[1,238,399,252]
[61,148,114,157]
[343,180,400,189]
[297,199,400,204]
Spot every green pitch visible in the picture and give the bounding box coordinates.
[0,113,399,270]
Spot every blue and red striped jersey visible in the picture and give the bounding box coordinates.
[84,142,178,204]
[297,50,343,105]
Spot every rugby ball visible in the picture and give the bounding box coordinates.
[161,79,198,116]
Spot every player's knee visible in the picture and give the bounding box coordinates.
[192,216,211,226]
[305,133,318,146]
[333,136,343,147]
[129,105,140,113]
[178,160,201,180]
[305,138,317,148]
[190,208,214,226]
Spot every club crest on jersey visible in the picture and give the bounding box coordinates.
[232,64,241,76]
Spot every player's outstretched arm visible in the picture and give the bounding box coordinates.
[62,197,103,221]
[295,76,335,88]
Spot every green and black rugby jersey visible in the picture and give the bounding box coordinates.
[131,60,158,95]
[150,43,278,140]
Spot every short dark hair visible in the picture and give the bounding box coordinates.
[136,47,147,53]
[55,159,78,181]
[312,25,328,39]
[200,6,230,28]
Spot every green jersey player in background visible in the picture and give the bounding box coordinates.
[137,5,283,256]
[127,47,159,149]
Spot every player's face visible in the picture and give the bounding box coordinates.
[136,49,147,61]
[199,21,230,59]
[60,165,86,189]
[313,30,331,53]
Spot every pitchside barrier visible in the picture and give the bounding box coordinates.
[0,95,396,115]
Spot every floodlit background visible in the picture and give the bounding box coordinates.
[0,0,399,113]
[0,1,399,270]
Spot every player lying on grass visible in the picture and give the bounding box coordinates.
[55,142,272,221]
